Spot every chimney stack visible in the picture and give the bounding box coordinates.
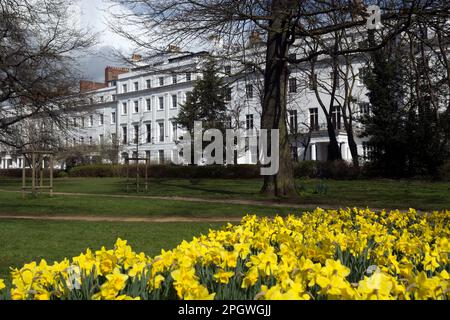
[131,54,142,62]
[79,80,106,93]
[105,66,130,86]
[248,31,262,47]
[168,44,181,53]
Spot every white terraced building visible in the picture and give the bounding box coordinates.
[0,48,373,169]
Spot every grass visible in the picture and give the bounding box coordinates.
[0,177,449,210]
[0,219,225,278]
[0,192,300,217]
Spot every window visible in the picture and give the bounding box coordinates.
[246,114,254,130]
[172,95,178,109]
[331,106,341,130]
[158,150,164,164]
[122,102,127,115]
[111,133,117,145]
[186,72,191,81]
[309,108,319,131]
[81,117,85,127]
[134,101,139,113]
[111,112,116,124]
[359,102,370,115]
[134,82,139,91]
[172,74,177,84]
[99,114,104,125]
[246,84,253,99]
[172,121,178,140]
[133,125,139,144]
[288,78,297,93]
[224,66,231,76]
[73,118,77,127]
[288,110,298,134]
[186,91,192,101]
[122,84,127,93]
[99,134,104,144]
[362,142,373,161]
[159,97,164,110]
[309,73,317,90]
[358,67,367,86]
[159,77,164,86]
[146,98,151,111]
[159,122,164,142]
[146,79,151,89]
[146,124,152,143]
[100,96,104,103]
[225,87,232,101]
[145,150,151,160]
[89,115,93,127]
[122,126,127,144]
[330,71,340,86]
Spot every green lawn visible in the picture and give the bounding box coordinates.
[1,177,449,210]
[0,220,224,278]
[0,192,300,217]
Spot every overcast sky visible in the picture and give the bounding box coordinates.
[72,0,135,82]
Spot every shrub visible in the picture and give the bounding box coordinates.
[0,168,61,178]
[437,160,450,181]
[56,171,69,178]
[67,164,261,179]
[293,161,318,178]
[68,164,122,177]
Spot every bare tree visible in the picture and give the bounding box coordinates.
[108,0,450,197]
[0,0,96,148]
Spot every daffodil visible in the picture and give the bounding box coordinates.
[213,269,234,284]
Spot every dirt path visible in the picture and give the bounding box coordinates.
[0,189,340,210]
[0,214,244,223]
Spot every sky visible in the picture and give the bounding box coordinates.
[71,0,136,82]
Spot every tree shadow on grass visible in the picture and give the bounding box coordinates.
[149,179,257,198]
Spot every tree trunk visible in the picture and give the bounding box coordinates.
[326,119,342,161]
[342,115,359,167]
[260,0,297,198]
[346,127,359,167]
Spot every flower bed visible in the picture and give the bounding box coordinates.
[0,208,448,300]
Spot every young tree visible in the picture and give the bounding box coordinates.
[177,59,228,135]
[361,39,409,176]
[363,20,450,177]
[175,58,228,163]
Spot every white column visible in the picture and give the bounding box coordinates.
[311,143,317,161]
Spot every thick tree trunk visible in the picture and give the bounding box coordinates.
[260,0,297,198]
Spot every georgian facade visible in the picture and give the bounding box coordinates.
[0,50,372,169]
